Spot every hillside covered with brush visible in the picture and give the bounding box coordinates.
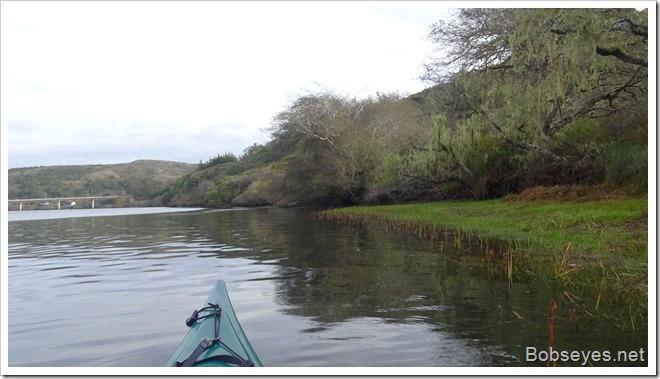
[160,9,648,209]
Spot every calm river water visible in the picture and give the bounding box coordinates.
[7,207,647,369]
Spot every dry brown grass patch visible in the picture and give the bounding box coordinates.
[501,185,633,202]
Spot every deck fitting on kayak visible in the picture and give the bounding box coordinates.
[166,280,263,367]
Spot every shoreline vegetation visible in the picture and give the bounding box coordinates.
[319,185,648,331]
[8,8,648,330]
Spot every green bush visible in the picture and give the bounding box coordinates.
[553,118,608,155]
[604,142,647,190]
[198,152,238,170]
[226,164,247,176]
[466,133,523,199]
[206,179,235,205]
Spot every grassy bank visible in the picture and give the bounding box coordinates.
[319,191,648,329]
[323,197,647,258]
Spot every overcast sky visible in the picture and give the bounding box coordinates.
[2,1,451,168]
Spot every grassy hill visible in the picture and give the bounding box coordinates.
[8,160,197,208]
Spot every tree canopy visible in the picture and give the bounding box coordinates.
[401,8,648,198]
[422,8,647,159]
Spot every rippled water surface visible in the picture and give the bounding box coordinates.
[8,207,647,368]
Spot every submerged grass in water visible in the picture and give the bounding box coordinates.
[323,198,646,256]
[319,196,648,330]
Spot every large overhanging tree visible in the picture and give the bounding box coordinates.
[422,8,648,162]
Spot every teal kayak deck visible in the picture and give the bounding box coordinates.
[166,280,263,367]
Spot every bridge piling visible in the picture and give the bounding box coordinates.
[8,195,124,211]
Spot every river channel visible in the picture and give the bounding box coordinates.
[7,207,647,368]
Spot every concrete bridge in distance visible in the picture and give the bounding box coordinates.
[8,195,127,211]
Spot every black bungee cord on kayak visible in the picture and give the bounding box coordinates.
[175,303,255,367]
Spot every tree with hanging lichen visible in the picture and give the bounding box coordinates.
[403,8,648,199]
[422,8,647,162]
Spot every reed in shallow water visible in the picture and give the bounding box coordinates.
[317,196,648,330]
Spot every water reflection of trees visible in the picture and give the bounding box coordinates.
[195,208,647,366]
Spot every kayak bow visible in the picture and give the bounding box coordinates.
[166,280,263,367]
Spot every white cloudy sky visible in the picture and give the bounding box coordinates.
[2,1,452,168]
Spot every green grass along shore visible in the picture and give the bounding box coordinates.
[323,197,647,259]
[320,195,648,325]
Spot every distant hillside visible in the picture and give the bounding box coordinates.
[8,160,197,206]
